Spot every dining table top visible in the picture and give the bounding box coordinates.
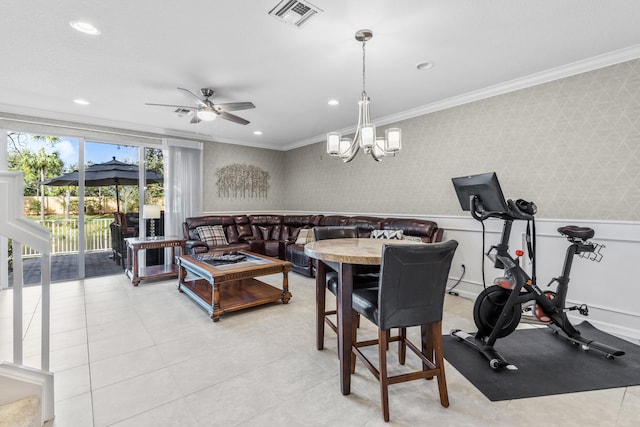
[304,237,424,265]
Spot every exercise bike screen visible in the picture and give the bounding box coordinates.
[452,172,509,213]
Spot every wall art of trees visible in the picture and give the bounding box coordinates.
[216,163,270,198]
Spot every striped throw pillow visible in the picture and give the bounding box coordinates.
[196,225,229,247]
[295,228,314,245]
[370,229,404,240]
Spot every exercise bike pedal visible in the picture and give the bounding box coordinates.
[564,304,589,316]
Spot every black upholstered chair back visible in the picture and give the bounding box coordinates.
[377,240,458,330]
[313,226,358,241]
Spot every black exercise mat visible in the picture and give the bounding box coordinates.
[443,322,640,401]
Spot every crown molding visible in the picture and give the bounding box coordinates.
[285,43,640,151]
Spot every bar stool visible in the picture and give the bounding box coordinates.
[351,240,458,422]
[313,226,379,346]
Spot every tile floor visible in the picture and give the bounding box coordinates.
[1,272,638,426]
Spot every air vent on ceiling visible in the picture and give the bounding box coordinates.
[174,108,192,117]
[269,0,322,27]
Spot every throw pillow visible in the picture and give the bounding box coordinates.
[295,228,314,245]
[403,235,423,242]
[370,229,404,240]
[195,225,229,247]
[236,223,252,238]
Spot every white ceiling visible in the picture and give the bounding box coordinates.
[2,0,640,150]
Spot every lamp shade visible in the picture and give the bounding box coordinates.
[385,128,402,152]
[327,132,341,155]
[360,125,376,149]
[142,204,161,219]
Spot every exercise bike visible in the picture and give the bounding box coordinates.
[450,172,625,370]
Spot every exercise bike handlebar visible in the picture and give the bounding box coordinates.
[470,197,535,222]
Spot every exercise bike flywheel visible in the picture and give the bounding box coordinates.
[473,285,522,338]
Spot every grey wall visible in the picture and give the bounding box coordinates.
[202,142,286,212]
[204,58,640,221]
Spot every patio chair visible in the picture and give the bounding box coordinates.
[113,212,135,267]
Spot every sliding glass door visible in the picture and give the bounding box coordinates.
[3,131,164,285]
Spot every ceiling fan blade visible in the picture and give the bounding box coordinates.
[145,103,197,110]
[177,87,208,107]
[215,102,255,112]
[190,114,201,124]
[219,111,250,125]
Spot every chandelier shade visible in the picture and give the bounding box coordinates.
[326,29,402,162]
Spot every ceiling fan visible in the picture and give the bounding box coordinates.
[146,87,255,125]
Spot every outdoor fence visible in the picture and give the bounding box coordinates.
[21,218,113,258]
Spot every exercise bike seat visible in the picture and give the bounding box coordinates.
[557,225,594,241]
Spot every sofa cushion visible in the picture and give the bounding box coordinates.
[383,218,437,242]
[257,226,271,240]
[347,216,386,237]
[184,216,236,241]
[196,225,229,247]
[283,215,313,241]
[319,215,350,226]
[236,223,252,238]
[370,229,403,240]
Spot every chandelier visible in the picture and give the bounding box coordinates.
[326,29,402,162]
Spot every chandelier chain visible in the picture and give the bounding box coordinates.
[362,39,367,97]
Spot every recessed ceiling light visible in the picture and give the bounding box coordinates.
[328,99,339,106]
[73,99,90,105]
[253,131,263,135]
[416,62,434,71]
[69,21,101,35]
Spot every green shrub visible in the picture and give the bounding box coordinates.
[28,199,41,215]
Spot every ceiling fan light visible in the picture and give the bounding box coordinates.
[197,109,217,121]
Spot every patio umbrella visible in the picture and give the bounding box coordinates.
[42,157,163,212]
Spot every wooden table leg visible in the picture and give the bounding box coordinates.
[177,261,185,293]
[316,261,327,350]
[132,247,140,286]
[337,262,353,395]
[281,269,292,303]
[212,282,221,322]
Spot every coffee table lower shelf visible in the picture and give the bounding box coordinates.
[179,278,289,321]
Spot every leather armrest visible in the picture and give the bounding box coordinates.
[185,240,208,254]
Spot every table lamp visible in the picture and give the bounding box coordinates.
[143,204,161,237]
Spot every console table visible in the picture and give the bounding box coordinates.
[125,236,186,286]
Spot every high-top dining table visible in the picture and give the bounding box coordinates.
[304,237,423,395]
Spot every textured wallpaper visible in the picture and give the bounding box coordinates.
[203,58,640,221]
[283,58,640,221]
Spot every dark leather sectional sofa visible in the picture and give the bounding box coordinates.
[182,214,444,276]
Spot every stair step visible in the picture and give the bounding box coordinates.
[0,395,40,427]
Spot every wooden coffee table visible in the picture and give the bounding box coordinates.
[176,251,292,322]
